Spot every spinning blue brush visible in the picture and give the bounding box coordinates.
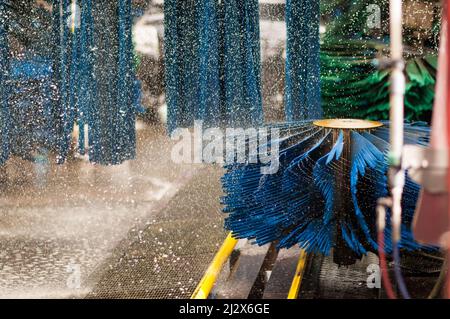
[222,119,433,265]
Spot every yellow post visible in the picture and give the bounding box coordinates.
[191,233,238,299]
[287,250,308,299]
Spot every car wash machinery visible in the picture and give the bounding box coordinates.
[191,0,450,300]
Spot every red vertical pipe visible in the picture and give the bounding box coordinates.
[446,0,450,299]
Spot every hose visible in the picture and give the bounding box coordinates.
[377,199,397,299]
[393,242,411,299]
[378,231,397,299]
[428,256,448,299]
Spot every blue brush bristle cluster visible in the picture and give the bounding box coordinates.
[221,121,433,258]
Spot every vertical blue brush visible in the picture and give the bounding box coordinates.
[0,1,10,165]
[285,0,322,121]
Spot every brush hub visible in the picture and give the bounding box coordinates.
[313,119,383,129]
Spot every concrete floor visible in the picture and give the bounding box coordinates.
[0,122,225,298]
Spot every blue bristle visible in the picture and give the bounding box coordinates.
[314,130,343,222]
[222,121,436,257]
[348,131,384,252]
[341,222,367,255]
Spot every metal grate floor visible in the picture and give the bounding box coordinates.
[87,167,228,299]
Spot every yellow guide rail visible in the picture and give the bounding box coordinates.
[287,250,308,299]
[191,233,238,299]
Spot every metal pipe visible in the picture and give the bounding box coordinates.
[191,233,238,299]
[287,250,308,299]
[388,0,405,244]
[388,0,411,299]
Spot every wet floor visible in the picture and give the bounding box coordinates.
[88,166,227,299]
[0,122,224,298]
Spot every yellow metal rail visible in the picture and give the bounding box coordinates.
[191,233,238,299]
[287,250,308,299]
